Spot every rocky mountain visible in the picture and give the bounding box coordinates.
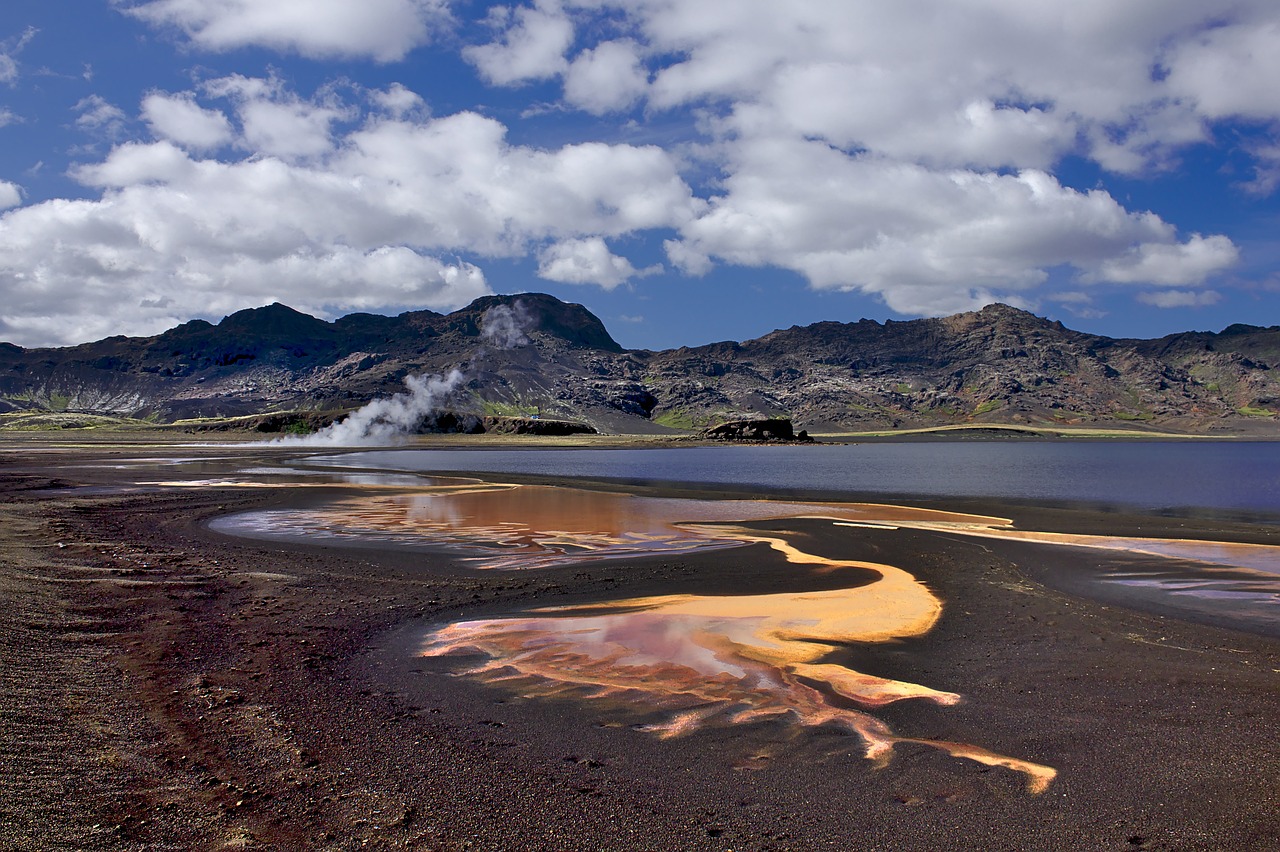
[1,293,1277,434]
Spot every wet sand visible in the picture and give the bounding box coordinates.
[1,437,1278,850]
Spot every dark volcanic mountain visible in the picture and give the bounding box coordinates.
[1,293,1277,434]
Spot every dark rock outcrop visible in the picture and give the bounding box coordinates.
[701,418,810,442]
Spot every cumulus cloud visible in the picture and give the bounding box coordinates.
[665,139,1233,315]
[372,83,426,117]
[0,181,21,209]
[1090,235,1239,286]
[1137,289,1222,309]
[7,4,1276,344]
[564,40,648,114]
[465,2,573,85]
[0,78,701,346]
[443,1,1257,313]
[201,74,354,160]
[539,1,1256,174]
[1163,20,1280,121]
[538,237,658,288]
[121,0,448,62]
[141,92,233,150]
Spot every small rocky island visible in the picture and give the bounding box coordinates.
[700,418,813,442]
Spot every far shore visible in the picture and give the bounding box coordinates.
[0,418,1278,449]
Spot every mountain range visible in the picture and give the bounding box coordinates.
[1,293,1277,434]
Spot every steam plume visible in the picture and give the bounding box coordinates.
[479,301,532,349]
[269,300,532,447]
[275,368,464,447]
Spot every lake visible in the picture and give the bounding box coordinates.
[303,441,1280,515]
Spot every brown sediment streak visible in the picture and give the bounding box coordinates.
[152,474,496,491]
[895,738,1059,795]
[212,476,1280,794]
[422,522,1058,793]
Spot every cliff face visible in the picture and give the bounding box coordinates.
[1,294,1276,433]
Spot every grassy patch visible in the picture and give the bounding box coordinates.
[0,412,145,431]
[477,398,540,417]
[1237,406,1275,417]
[972,399,1003,416]
[653,409,700,430]
[1113,411,1153,421]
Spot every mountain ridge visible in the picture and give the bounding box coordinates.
[1,294,1277,434]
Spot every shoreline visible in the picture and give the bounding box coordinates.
[3,417,1280,447]
[1,441,1278,850]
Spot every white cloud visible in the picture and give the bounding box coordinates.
[122,0,448,62]
[372,83,426,117]
[0,172,492,345]
[0,181,21,209]
[439,1,1254,315]
[75,95,128,139]
[464,1,573,85]
[0,27,36,86]
[72,140,197,187]
[12,5,1280,343]
[468,1,1280,180]
[141,92,233,150]
[537,236,657,288]
[662,237,712,276]
[1137,289,1222,309]
[564,40,648,114]
[338,111,700,251]
[665,137,1235,315]
[0,79,701,346]
[601,1,1240,172]
[1163,20,1280,120]
[1240,142,1280,197]
[202,74,351,160]
[1091,235,1239,286]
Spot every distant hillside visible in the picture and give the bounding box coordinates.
[1,293,1277,434]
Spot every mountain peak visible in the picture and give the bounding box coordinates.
[464,293,623,352]
[217,303,331,337]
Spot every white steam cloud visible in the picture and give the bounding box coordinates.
[274,368,464,447]
[479,301,532,348]
[268,300,534,447]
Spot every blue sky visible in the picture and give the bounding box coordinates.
[1,1,1279,350]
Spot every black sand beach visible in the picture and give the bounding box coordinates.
[1,437,1278,850]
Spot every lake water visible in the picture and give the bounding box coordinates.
[216,439,1280,637]
[304,441,1280,515]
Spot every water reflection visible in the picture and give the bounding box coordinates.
[215,483,1011,569]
